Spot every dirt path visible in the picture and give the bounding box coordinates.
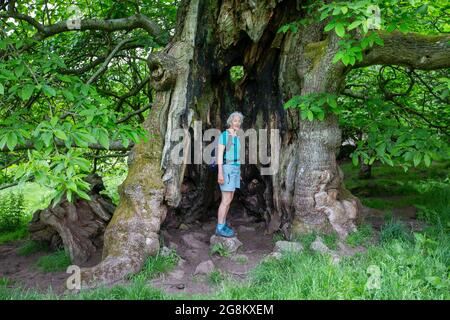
[0,240,69,294]
[151,209,274,295]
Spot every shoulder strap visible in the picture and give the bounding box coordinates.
[223,131,234,163]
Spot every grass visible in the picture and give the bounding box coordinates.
[209,269,225,285]
[232,254,249,264]
[17,240,49,256]
[208,229,449,299]
[379,218,413,243]
[128,247,180,282]
[271,232,285,244]
[210,243,231,257]
[0,277,11,287]
[0,225,29,245]
[35,250,71,273]
[0,182,54,245]
[346,224,374,247]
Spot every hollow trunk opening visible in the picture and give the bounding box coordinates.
[79,0,363,288]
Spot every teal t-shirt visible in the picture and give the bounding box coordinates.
[219,130,240,166]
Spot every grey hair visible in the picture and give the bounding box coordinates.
[226,111,244,127]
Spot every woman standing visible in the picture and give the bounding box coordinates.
[216,111,243,238]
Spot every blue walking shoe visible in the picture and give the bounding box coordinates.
[215,223,235,238]
[223,220,235,234]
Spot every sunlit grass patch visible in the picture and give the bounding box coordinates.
[35,250,71,273]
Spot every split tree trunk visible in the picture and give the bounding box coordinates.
[80,0,362,288]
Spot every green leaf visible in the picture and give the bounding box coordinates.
[374,36,384,46]
[335,23,346,37]
[67,189,73,203]
[15,64,25,77]
[72,158,91,172]
[351,153,359,166]
[413,153,422,167]
[324,23,335,32]
[320,11,329,21]
[332,51,344,64]
[332,7,341,16]
[347,20,362,30]
[43,85,57,97]
[54,129,68,140]
[122,137,130,148]
[399,23,409,33]
[328,96,338,109]
[284,96,301,109]
[6,131,18,151]
[19,84,34,101]
[342,55,350,66]
[51,190,65,209]
[307,110,314,121]
[277,25,290,33]
[0,135,8,149]
[348,55,356,65]
[62,89,75,101]
[76,190,91,201]
[97,129,110,150]
[416,4,428,15]
[424,153,431,167]
[42,132,53,147]
[361,37,371,49]
[316,110,325,121]
[0,83,4,95]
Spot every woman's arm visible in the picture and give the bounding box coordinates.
[217,144,225,184]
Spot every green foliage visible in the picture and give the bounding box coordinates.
[0,277,11,287]
[283,93,341,121]
[272,231,285,244]
[0,225,29,245]
[279,0,449,66]
[209,269,225,285]
[379,218,412,243]
[35,250,71,273]
[229,65,244,83]
[210,243,231,257]
[0,0,170,208]
[212,231,449,299]
[322,232,339,250]
[346,224,374,247]
[0,190,25,232]
[130,248,180,281]
[341,66,449,172]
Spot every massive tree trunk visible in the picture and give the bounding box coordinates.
[80,0,358,288]
[79,0,450,288]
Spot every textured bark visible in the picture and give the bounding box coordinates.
[355,31,450,70]
[145,0,363,240]
[79,105,167,287]
[28,174,114,265]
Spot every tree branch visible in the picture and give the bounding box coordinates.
[87,38,134,84]
[355,31,450,70]
[1,139,135,152]
[0,12,162,49]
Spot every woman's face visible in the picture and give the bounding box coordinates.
[230,116,241,130]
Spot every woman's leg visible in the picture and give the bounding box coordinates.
[224,191,235,222]
[218,191,233,224]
